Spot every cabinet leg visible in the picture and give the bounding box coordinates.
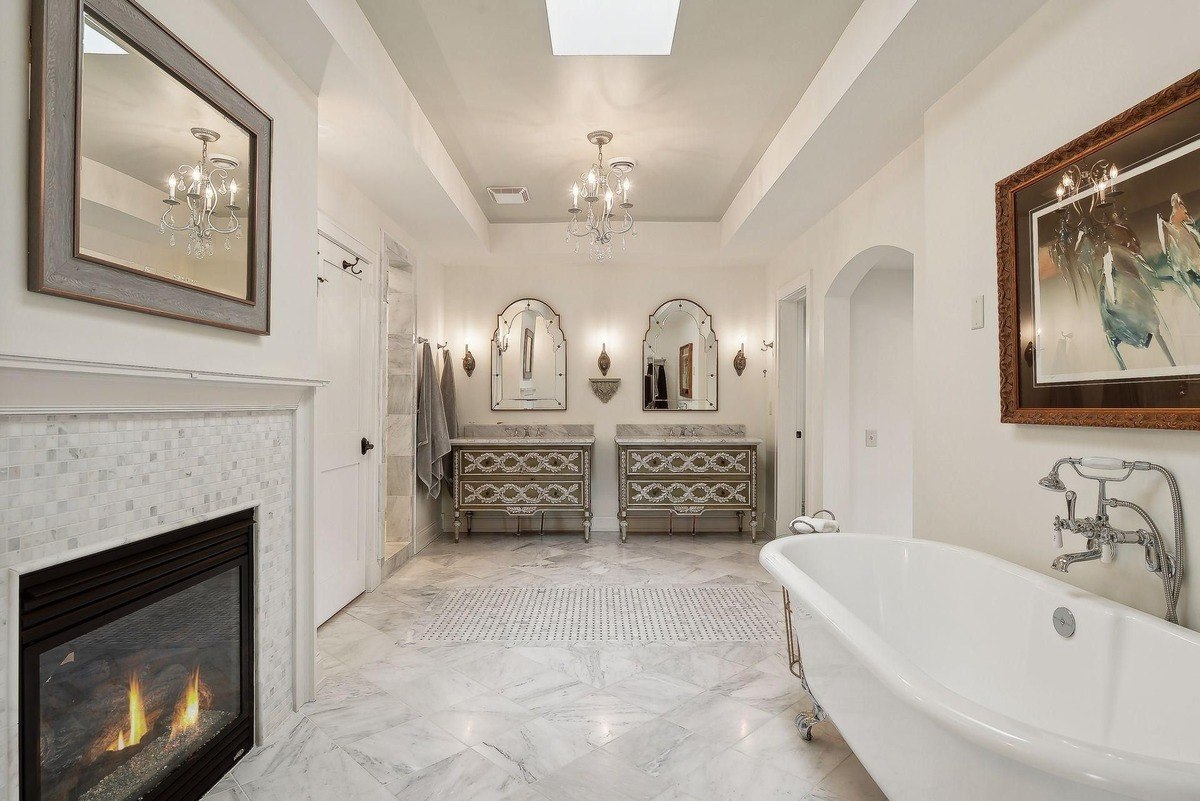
[583,512,591,543]
[466,511,474,535]
[750,511,758,544]
[453,511,461,544]
[737,510,745,533]
[619,512,628,543]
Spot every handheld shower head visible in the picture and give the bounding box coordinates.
[1038,472,1068,492]
[1038,458,1076,492]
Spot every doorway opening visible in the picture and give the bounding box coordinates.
[774,278,809,536]
[314,221,380,625]
[822,246,914,536]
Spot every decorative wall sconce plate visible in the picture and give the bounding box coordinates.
[598,343,611,376]
[589,378,621,404]
[463,345,476,377]
[733,344,747,376]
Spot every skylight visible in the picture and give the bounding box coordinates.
[545,0,680,56]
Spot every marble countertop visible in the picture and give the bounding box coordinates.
[451,437,596,446]
[615,436,762,446]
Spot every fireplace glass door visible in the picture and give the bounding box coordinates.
[20,510,254,801]
[39,569,242,800]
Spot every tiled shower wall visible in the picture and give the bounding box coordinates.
[0,410,296,798]
[385,264,416,559]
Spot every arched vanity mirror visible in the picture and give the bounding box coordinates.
[643,298,717,411]
[492,298,567,410]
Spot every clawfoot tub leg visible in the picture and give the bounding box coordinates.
[795,698,828,741]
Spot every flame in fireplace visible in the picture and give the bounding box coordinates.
[171,666,207,737]
[109,674,149,751]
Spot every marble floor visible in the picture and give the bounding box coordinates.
[204,531,888,801]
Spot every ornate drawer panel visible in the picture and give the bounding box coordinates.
[458,479,585,510]
[625,448,750,476]
[626,479,752,509]
[458,448,584,476]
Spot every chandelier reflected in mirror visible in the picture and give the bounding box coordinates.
[160,127,244,259]
[566,130,635,260]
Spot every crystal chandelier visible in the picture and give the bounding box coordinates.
[566,130,635,260]
[160,127,244,259]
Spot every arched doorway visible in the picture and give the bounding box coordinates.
[822,245,914,536]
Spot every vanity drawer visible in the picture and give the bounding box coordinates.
[625,447,752,476]
[626,478,752,509]
[458,479,586,509]
[457,448,585,477]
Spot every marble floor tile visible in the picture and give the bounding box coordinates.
[370,665,490,714]
[238,748,394,801]
[673,746,816,801]
[731,714,851,784]
[534,747,668,801]
[604,671,706,715]
[602,719,698,778]
[384,748,545,801]
[664,691,774,747]
[456,647,553,691]
[342,716,467,784]
[495,666,596,714]
[231,714,338,784]
[541,690,658,746]
[473,716,595,784]
[809,754,888,801]
[316,613,399,668]
[300,687,420,745]
[652,650,749,690]
[425,691,537,745]
[229,532,888,801]
[515,643,646,688]
[710,667,804,714]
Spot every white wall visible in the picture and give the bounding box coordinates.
[767,0,1200,629]
[916,0,1200,628]
[444,261,773,533]
[767,140,924,523]
[849,266,913,535]
[1,0,320,381]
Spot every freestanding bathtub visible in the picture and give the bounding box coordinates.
[759,534,1200,801]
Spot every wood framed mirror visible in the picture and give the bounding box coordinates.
[29,0,273,334]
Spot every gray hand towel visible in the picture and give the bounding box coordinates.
[416,341,451,499]
[440,347,459,488]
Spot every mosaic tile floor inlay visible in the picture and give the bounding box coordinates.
[418,586,782,643]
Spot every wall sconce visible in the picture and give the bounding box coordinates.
[597,343,611,376]
[462,344,476,377]
[733,343,747,376]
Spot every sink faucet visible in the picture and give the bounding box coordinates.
[1038,457,1185,623]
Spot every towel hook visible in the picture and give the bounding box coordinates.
[342,256,363,275]
[416,337,448,349]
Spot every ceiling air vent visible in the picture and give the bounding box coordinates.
[487,186,531,205]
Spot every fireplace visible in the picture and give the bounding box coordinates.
[19,509,255,801]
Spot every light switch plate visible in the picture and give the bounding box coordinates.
[971,295,985,330]
[865,429,878,447]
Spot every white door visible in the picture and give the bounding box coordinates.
[315,235,374,624]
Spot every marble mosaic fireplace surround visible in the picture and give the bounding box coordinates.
[0,407,301,800]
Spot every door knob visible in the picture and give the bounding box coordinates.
[361,437,375,455]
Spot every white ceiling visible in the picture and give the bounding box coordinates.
[353,0,863,223]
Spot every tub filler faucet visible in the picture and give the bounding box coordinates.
[1038,457,1185,623]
